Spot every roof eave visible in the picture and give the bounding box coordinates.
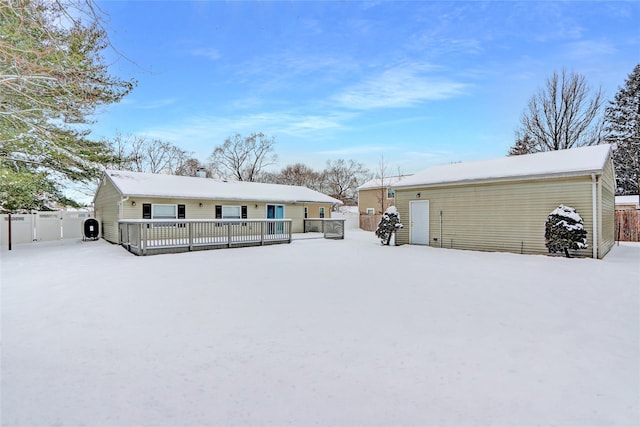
[393,170,604,190]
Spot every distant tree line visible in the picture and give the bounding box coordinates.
[106,131,371,205]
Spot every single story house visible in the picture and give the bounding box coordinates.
[392,144,615,259]
[94,170,342,243]
[615,195,639,210]
[357,175,411,215]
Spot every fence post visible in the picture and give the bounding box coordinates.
[8,213,12,251]
[188,222,193,251]
[227,222,232,248]
[260,221,265,245]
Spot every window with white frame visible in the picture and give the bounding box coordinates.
[222,205,241,219]
[152,204,177,220]
[387,188,395,199]
[366,208,375,215]
[319,206,325,218]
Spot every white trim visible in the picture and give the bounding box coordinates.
[592,174,598,259]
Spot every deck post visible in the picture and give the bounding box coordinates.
[260,221,265,245]
[227,222,232,248]
[141,222,147,256]
[188,222,193,251]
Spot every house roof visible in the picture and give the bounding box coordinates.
[357,175,412,191]
[394,144,612,189]
[100,170,343,204]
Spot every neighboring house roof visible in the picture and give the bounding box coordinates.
[99,170,343,204]
[394,144,612,189]
[357,175,412,191]
[615,195,639,207]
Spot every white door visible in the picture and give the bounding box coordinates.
[410,200,430,245]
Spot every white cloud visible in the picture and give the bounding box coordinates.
[333,64,468,110]
[190,48,221,60]
[136,98,177,110]
[563,39,617,60]
[314,145,392,156]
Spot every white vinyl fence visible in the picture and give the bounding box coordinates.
[1,211,94,248]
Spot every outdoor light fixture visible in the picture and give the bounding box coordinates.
[131,201,136,206]
[199,202,204,208]
[416,193,421,198]
[255,204,258,209]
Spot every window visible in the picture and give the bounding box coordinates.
[366,208,375,215]
[153,204,177,220]
[319,207,325,218]
[150,204,184,227]
[304,207,308,219]
[216,205,248,225]
[387,188,395,199]
[222,205,241,219]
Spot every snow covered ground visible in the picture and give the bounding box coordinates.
[2,231,639,426]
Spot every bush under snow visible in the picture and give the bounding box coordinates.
[545,204,588,257]
[375,205,404,245]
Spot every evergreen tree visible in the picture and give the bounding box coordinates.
[0,0,135,211]
[375,206,404,245]
[544,205,588,258]
[604,64,640,196]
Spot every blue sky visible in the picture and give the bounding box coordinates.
[93,1,639,175]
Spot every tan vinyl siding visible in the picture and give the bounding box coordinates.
[396,176,597,257]
[599,158,616,258]
[120,198,319,234]
[303,203,333,220]
[93,177,122,243]
[358,188,395,214]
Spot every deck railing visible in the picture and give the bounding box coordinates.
[119,219,292,256]
[303,218,346,239]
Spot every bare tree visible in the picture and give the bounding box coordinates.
[208,133,277,182]
[324,159,370,204]
[175,158,213,177]
[512,69,603,154]
[376,154,389,213]
[105,133,190,174]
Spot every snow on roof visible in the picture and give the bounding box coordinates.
[102,170,343,204]
[357,175,412,190]
[394,144,612,189]
[615,195,639,206]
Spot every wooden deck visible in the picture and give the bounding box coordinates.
[119,219,292,256]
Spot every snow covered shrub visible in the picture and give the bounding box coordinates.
[375,206,404,245]
[544,205,588,257]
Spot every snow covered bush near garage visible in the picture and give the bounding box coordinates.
[1,231,639,426]
[545,204,588,257]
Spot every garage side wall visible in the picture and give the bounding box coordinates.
[93,178,122,243]
[599,158,616,258]
[395,176,595,257]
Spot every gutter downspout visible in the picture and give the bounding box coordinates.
[439,210,443,248]
[591,174,598,259]
[120,196,129,220]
